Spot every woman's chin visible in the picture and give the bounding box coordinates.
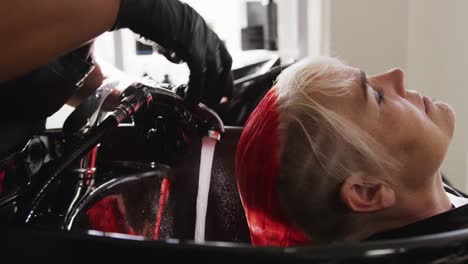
[433,102,456,140]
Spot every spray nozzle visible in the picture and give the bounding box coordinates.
[111,83,153,123]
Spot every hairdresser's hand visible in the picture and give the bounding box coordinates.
[113,0,233,108]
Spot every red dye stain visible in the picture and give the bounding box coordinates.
[154,177,171,240]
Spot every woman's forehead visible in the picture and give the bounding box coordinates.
[276,61,364,111]
[308,69,369,118]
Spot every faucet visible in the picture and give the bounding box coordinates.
[136,79,225,141]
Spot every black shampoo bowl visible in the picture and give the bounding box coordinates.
[67,125,251,244]
[5,126,468,263]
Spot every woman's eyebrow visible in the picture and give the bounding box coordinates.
[360,70,368,101]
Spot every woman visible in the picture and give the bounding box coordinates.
[235,56,465,246]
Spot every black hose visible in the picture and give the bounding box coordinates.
[17,85,153,224]
[17,117,119,224]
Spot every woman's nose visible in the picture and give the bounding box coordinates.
[386,68,406,98]
[372,68,406,98]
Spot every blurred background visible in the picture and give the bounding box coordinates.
[47,0,468,191]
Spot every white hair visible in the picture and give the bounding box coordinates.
[274,56,400,243]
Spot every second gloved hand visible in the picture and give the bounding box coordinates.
[113,0,233,108]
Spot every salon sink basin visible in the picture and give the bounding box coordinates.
[3,125,468,263]
[4,213,468,263]
[67,125,251,243]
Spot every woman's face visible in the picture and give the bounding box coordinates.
[322,67,455,189]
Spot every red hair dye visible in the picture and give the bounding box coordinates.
[236,87,310,246]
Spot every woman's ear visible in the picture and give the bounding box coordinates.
[340,173,396,213]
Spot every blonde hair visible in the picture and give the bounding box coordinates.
[275,57,400,244]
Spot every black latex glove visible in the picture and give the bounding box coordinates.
[113,0,233,108]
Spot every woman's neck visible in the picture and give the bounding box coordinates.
[370,170,452,236]
[413,171,452,218]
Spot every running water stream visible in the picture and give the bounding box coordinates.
[153,177,171,240]
[194,136,218,243]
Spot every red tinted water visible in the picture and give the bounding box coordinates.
[153,177,171,240]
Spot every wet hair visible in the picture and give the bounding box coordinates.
[275,57,400,243]
[236,87,310,246]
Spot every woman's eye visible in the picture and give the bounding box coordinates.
[374,88,384,105]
